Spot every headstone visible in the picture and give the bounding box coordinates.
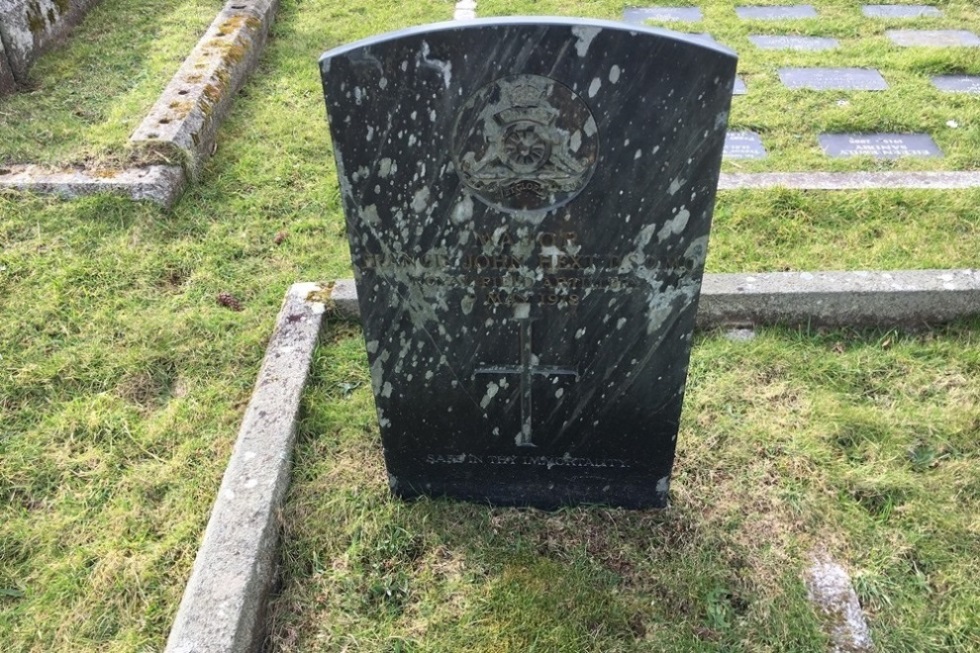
[734,76,747,95]
[861,5,942,18]
[887,30,980,47]
[749,35,839,50]
[623,7,703,24]
[779,67,888,91]
[724,131,767,159]
[736,5,818,20]
[320,18,737,509]
[684,33,721,46]
[820,134,942,158]
[931,75,980,93]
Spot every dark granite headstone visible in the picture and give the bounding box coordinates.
[887,30,980,47]
[820,134,942,158]
[736,5,818,20]
[320,18,737,509]
[623,7,703,24]
[779,67,888,91]
[932,75,980,93]
[724,131,767,159]
[749,35,838,50]
[862,5,942,18]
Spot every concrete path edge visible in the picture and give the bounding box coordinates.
[164,282,326,653]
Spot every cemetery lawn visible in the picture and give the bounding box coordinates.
[267,319,980,652]
[0,0,225,168]
[0,1,978,652]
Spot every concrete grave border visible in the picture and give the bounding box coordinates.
[0,0,279,208]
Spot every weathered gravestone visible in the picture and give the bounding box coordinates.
[320,18,737,508]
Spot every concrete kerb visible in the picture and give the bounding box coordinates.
[164,282,327,653]
[0,164,186,208]
[130,0,279,180]
[332,270,980,329]
[0,0,280,206]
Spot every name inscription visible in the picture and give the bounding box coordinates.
[359,229,695,309]
[425,453,630,469]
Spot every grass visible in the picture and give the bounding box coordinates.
[0,0,224,167]
[265,320,980,652]
[0,0,978,651]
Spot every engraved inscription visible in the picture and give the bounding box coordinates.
[452,74,599,212]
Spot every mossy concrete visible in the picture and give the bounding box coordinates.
[0,163,186,208]
[130,0,280,179]
[0,35,16,94]
[164,283,328,653]
[0,0,102,86]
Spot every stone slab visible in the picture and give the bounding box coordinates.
[0,0,102,81]
[130,0,279,179]
[736,5,818,20]
[0,36,16,95]
[734,76,746,94]
[806,554,874,653]
[623,7,704,24]
[723,131,767,159]
[862,4,942,18]
[749,35,838,50]
[333,269,980,328]
[163,282,328,653]
[887,29,980,47]
[718,171,980,189]
[454,0,476,21]
[779,67,888,91]
[0,164,186,208]
[820,133,942,159]
[932,75,980,93]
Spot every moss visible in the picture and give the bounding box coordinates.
[26,1,47,34]
[54,0,70,14]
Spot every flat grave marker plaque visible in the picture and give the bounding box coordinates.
[932,75,980,93]
[779,67,888,91]
[862,5,942,18]
[723,131,767,159]
[820,133,943,158]
[887,30,980,47]
[749,35,839,50]
[623,7,703,24]
[736,5,818,20]
[320,18,737,508]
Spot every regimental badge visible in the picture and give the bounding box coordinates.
[452,74,599,212]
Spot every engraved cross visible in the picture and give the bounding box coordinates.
[476,318,578,447]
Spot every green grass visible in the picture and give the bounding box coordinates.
[478,0,980,172]
[1,0,979,651]
[265,321,980,652]
[0,0,224,167]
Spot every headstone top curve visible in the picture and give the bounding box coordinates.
[319,16,738,65]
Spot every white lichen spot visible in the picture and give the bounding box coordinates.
[366,340,380,354]
[588,77,601,98]
[379,158,395,178]
[668,176,686,195]
[411,187,430,213]
[382,382,393,398]
[656,476,669,494]
[609,65,621,84]
[555,388,564,399]
[379,77,388,90]
[657,206,690,242]
[451,194,474,224]
[571,25,600,57]
[634,149,642,159]
[617,317,627,330]
[480,382,500,409]
[570,130,582,152]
